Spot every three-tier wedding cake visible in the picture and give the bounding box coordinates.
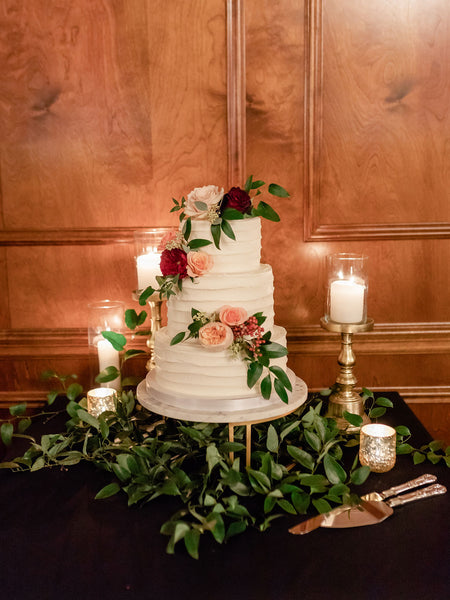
[141,180,303,415]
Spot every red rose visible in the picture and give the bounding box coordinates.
[220,187,252,215]
[160,248,188,278]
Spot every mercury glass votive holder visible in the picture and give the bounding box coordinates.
[87,388,117,418]
[325,253,368,324]
[359,423,397,473]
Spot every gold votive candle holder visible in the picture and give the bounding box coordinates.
[359,423,397,473]
[87,388,117,418]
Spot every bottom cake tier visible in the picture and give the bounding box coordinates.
[151,325,289,399]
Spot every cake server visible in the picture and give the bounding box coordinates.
[288,474,440,535]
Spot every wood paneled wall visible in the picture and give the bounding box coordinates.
[1,0,449,442]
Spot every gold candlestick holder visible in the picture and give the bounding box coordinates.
[320,316,374,432]
[133,291,163,371]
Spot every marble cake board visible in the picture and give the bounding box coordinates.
[136,369,308,424]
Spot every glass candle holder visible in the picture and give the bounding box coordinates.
[325,253,368,324]
[88,300,125,391]
[359,423,397,473]
[87,388,117,418]
[134,228,178,292]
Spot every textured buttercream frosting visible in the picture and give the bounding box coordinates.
[166,264,275,336]
[150,326,288,399]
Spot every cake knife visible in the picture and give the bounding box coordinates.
[288,473,438,535]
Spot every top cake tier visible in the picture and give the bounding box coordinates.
[189,217,261,273]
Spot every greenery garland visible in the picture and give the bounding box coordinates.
[1,378,448,559]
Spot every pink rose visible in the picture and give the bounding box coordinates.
[186,251,214,277]
[198,322,234,351]
[184,185,224,220]
[219,305,248,327]
[157,230,179,251]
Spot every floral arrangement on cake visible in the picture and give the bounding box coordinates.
[170,306,292,403]
[139,176,289,303]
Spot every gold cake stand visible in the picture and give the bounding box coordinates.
[136,372,308,467]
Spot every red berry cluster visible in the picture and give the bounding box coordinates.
[232,316,265,359]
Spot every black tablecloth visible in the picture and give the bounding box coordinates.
[1,393,449,600]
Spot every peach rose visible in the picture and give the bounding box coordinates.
[186,251,214,277]
[198,322,234,351]
[219,305,248,327]
[184,185,224,220]
[157,230,180,251]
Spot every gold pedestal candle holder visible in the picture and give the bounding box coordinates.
[133,290,163,371]
[320,316,374,431]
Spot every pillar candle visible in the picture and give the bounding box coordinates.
[97,338,121,391]
[330,279,365,323]
[136,252,161,291]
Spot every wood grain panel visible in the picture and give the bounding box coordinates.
[304,0,450,241]
[0,0,228,231]
[7,244,137,328]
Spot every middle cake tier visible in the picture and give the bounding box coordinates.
[166,264,275,336]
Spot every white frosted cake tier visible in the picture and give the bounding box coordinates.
[166,264,275,336]
[138,371,308,424]
[153,325,288,398]
[188,217,261,274]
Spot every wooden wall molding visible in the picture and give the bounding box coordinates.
[303,0,450,242]
[2,322,449,358]
[0,228,147,246]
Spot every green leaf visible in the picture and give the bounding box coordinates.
[395,425,411,437]
[266,425,279,453]
[95,482,121,499]
[268,183,289,197]
[9,403,27,417]
[342,411,364,428]
[211,223,221,249]
[254,200,280,222]
[170,331,185,346]
[183,216,192,241]
[77,409,100,430]
[350,465,371,485]
[101,331,126,351]
[221,208,244,220]
[260,374,272,400]
[221,219,236,241]
[304,430,321,452]
[244,175,253,193]
[292,491,310,514]
[139,286,156,305]
[1,422,14,446]
[269,366,292,391]
[123,349,147,361]
[369,406,386,419]
[187,238,212,249]
[312,498,333,514]
[67,383,83,401]
[40,369,59,380]
[277,499,297,515]
[125,309,147,330]
[95,366,120,383]
[323,454,346,484]
[274,379,289,404]
[194,201,208,211]
[247,362,263,389]
[287,446,315,471]
[18,418,32,434]
[375,396,394,408]
[46,390,59,405]
[226,520,247,540]
[396,443,414,455]
[413,451,426,465]
[261,342,288,359]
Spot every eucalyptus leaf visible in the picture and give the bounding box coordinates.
[266,425,279,453]
[323,454,346,484]
[287,446,315,471]
[350,465,371,485]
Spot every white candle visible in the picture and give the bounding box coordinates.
[330,279,365,323]
[136,252,161,290]
[97,339,121,391]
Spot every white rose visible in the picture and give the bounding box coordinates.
[184,185,224,220]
